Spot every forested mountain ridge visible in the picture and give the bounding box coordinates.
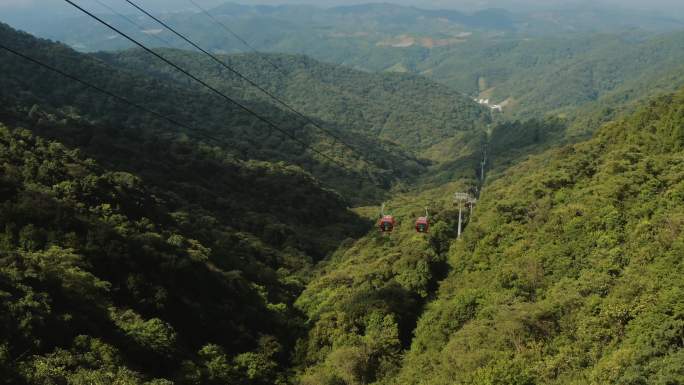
[0,22,497,191]
[0,22,467,204]
[396,30,684,129]
[101,49,489,154]
[395,88,684,384]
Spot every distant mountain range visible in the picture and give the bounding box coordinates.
[13,2,684,51]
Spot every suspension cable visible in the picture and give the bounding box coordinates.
[122,0,404,169]
[64,0,356,173]
[0,43,224,145]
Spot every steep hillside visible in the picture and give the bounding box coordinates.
[396,88,684,385]
[0,122,366,384]
[287,87,684,385]
[293,179,481,385]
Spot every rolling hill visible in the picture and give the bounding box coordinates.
[99,49,489,154]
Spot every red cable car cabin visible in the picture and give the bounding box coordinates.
[415,217,429,233]
[379,215,396,232]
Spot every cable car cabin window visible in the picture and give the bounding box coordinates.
[380,222,394,232]
[415,217,429,233]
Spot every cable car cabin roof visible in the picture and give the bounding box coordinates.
[416,217,428,223]
[379,215,395,232]
[380,215,395,223]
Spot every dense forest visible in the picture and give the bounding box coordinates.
[99,49,489,154]
[1,23,486,205]
[0,22,486,384]
[0,24,386,384]
[289,89,684,384]
[1,3,683,384]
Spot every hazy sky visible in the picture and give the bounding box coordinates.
[0,0,682,9]
[2,0,684,15]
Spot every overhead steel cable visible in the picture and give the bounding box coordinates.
[91,0,177,48]
[172,0,421,166]
[121,0,402,169]
[0,44,386,199]
[64,0,356,174]
[0,43,224,145]
[185,0,286,74]
[90,0,218,80]
[90,0,225,90]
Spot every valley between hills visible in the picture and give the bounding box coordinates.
[0,2,683,384]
